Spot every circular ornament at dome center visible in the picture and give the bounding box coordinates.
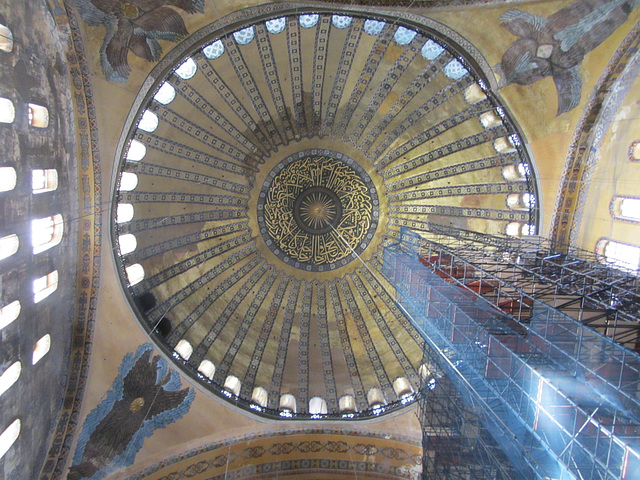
[258,150,378,272]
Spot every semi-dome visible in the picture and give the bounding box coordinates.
[111,8,538,418]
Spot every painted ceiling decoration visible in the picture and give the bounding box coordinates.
[495,0,640,115]
[110,6,539,419]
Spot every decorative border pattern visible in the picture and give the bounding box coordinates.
[41,1,103,478]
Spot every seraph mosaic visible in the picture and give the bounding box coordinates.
[68,344,195,480]
[495,0,639,115]
[73,0,204,82]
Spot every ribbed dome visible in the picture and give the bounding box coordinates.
[111,9,538,418]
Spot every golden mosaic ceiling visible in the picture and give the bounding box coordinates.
[111,9,538,418]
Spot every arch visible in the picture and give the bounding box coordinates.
[32,334,51,365]
[0,234,19,261]
[0,300,20,330]
[0,97,15,123]
[32,168,58,194]
[308,396,328,415]
[174,339,193,360]
[223,375,241,396]
[33,270,58,303]
[251,386,268,407]
[233,26,255,45]
[279,393,297,413]
[0,24,13,53]
[197,360,215,380]
[119,172,138,191]
[32,214,64,254]
[118,234,137,255]
[125,263,145,286]
[0,166,17,192]
[0,361,20,398]
[116,203,134,223]
[0,419,20,460]
[27,103,49,128]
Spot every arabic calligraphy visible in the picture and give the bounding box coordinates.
[258,151,377,271]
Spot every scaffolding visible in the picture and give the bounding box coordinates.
[383,226,640,480]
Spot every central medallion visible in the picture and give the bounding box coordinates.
[258,149,379,272]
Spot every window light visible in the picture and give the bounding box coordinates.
[480,110,502,129]
[421,39,444,60]
[27,103,49,128]
[309,396,328,415]
[223,375,241,396]
[125,263,145,286]
[119,172,138,191]
[197,360,215,380]
[203,39,225,59]
[0,24,13,53]
[32,168,58,194]
[175,57,197,79]
[464,83,487,105]
[126,139,146,161]
[0,234,18,261]
[0,419,20,460]
[0,97,15,123]
[363,19,385,36]
[331,15,352,29]
[444,59,468,80]
[613,197,640,222]
[251,386,268,407]
[338,394,356,413]
[0,362,20,397]
[367,387,385,407]
[174,339,193,360]
[32,334,51,365]
[116,203,134,223]
[0,167,16,192]
[118,234,137,255]
[265,17,286,35]
[154,82,176,105]
[0,301,20,330]
[33,270,58,303]
[597,239,640,274]
[32,214,63,254]
[299,14,319,28]
[394,26,417,46]
[138,110,158,133]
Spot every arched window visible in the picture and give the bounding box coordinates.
[507,193,536,211]
[0,24,13,53]
[27,103,49,128]
[32,168,58,194]
[125,263,145,286]
[331,15,352,29]
[421,39,444,60]
[480,110,502,129]
[154,82,176,105]
[223,375,241,396]
[126,139,146,161]
[338,394,356,413]
[251,386,268,407]
[32,214,63,254]
[233,26,255,45]
[0,97,15,124]
[0,300,20,330]
[116,204,134,223]
[174,339,193,360]
[630,140,640,162]
[197,360,215,380]
[418,364,435,382]
[265,17,286,35]
[612,197,640,222]
[394,26,417,46]
[32,334,51,365]
[118,234,137,255]
[506,222,536,237]
[464,83,487,104]
[279,393,297,413]
[33,270,58,303]
[0,362,20,397]
[0,234,18,261]
[0,167,17,192]
[119,172,138,191]
[502,163,529,182]
[393,377,413,398]
[444,59,468,80]
[308,396,327,415]
[138,110,158,133]
[0,419,20,460]
[367,387,386,408]
[203,39,225,59]
[175,57,197,79]
[494,136,517,154]
[299,14,319,29]
[363,19,385,36]
[596,239,640,274]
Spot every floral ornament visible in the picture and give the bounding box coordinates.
[68,344,194,479]
[75,0,204,82]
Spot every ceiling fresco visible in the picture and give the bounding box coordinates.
[110,8,539,418]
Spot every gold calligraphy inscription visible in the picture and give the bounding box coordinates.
[263,155,373,266]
